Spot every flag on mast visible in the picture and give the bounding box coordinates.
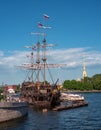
[43,26,51,29]
[38,22,43,28]
[43,14,50,19]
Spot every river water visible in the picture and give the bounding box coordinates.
[0,92,101,130]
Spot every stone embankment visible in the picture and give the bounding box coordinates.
[0,102,28,123]
[53,101,88,111]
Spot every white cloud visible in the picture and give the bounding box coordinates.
[0,47,101,84]
[47,47,101,67]
[0,47,101,68]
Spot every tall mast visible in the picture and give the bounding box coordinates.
[16,14,67,84]
[31,30,44,82]
[30,51,34,82]
[36,41,41,82]
[42,14,50,85]
[42,38,47,85]
[24,45,36,82]
[40,14,66,84]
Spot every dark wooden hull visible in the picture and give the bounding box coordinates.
[20,81,60,109]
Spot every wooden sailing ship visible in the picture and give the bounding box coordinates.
[18,14,66,109]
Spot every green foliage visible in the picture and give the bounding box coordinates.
[63,74,101,91]
[92,74,101,90]
[0,87,3,93]
[16,84,21,92]
[0,87,5,101]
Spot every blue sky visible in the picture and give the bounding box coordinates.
[0,0,101,85]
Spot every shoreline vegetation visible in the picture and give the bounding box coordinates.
[0,74,101,101]
[62,74,101,92]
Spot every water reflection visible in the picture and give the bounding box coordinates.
[0,93,101,130]
[0,116,28,130]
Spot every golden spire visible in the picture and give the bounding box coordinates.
[82,57,87,79]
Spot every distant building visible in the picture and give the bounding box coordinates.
[77,77,81,82]
[3,85,17,94]
[82,59,87,79]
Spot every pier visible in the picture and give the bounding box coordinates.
[52,101,88,111]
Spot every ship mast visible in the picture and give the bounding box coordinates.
[38,14,66,85]
[42,38,47,85]
[24,45,36,82]
[30,52,34,81]
[31,32,44,82]
[36,42,41,82]
[16,14,67,84]
[42,14,50,85]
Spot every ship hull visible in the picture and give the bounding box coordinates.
[0,102,28,123]
[21,81,60,109]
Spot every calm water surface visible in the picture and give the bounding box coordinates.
[0,93,101,130]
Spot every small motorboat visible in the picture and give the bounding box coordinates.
[60,92,84,101]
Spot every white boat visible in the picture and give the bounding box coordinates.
[60,92,84,101]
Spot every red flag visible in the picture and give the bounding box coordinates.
[32,47,35,50]
[38,22,43,28]
[43,14,50,19]
[32,46,36,50]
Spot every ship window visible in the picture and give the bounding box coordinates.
[47,89,51,92]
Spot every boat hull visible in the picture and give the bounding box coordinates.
[60,93,84,101]
[0,102,28,123]
[21,81,61,109]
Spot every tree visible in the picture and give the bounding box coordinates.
[92,74,101,90]
[63,73,101,91]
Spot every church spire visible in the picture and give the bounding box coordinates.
[82,58,87,79]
